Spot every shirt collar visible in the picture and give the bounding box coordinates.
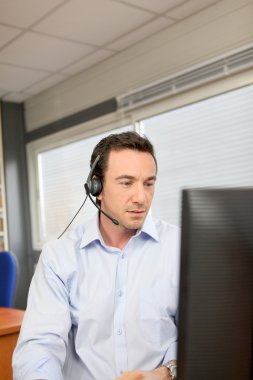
[137,213,160,242]
[80,212,160,249]
[80,213,102,249]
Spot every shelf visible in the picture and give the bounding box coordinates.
[0,109,8,250]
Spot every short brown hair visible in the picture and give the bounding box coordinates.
[90,131,157,183]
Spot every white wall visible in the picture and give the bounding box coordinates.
[24,0,253,132]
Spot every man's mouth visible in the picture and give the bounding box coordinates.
[127,210,145,214]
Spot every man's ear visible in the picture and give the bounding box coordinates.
[97,192,102,201]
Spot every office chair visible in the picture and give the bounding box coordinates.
[0,250,18,308]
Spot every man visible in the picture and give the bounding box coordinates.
[13,132,180,380]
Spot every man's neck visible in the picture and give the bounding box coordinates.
[99,214,136,250]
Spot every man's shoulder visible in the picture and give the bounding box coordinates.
[40,221,87,263]
[48,222,84,246]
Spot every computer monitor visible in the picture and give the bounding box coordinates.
[177,188,253,380]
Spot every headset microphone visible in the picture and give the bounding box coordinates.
[84,155,119,226]
[85,188,119,225]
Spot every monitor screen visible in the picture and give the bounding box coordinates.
[177,188,253,380]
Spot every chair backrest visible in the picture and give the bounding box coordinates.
[0,251,18,307]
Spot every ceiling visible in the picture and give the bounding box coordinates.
[0,0,221,103]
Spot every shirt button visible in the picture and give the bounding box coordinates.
[121,254,125,259]
[117,328,122,335]
[118,290,123,297]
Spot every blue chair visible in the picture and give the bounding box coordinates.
[0,251,18,308]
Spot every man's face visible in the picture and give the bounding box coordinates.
[97,149,157,230]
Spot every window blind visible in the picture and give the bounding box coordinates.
[38,125,132,242]
[141,84,253,226]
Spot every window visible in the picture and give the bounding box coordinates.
[28,84,253,250]
[28,123,132,249]
[141,84,253,225]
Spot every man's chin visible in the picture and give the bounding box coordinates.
[123,218,145,230]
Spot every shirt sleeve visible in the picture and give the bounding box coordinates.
[162,225,180,365]
[12,243,72,380]
[163,339,178,363]
[161,301,178,364]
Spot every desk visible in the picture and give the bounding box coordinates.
[0,307,25,380]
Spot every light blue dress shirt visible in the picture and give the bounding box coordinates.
[13,214,180,380]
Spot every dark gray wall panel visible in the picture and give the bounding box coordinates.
[1,101,32,309]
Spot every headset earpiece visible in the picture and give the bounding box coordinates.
[84,155,102,196]
[89,178,102,196]
[84,154,119,225]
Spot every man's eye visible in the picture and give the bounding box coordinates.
[145,182,155,187]
[121,181,131,186]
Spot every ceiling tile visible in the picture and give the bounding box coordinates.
[0,63,49,91]
[0,24,22,49]
[61,49,115,75]
[107,17,175,51]
[0,0,65,28]
[0,32,95,71]
[33,0,154,46]
[25,73,69,94]
[166,0,219,20]
[120,0,187,14]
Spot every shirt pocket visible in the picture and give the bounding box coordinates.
[138,286,177,344]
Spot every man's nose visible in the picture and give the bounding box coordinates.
[132,183,145,203]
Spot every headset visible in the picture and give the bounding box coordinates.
[58,155,119,239]
[84,155,119,225]
[84,155,102,196]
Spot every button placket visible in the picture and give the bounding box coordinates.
[114,250,128,375]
